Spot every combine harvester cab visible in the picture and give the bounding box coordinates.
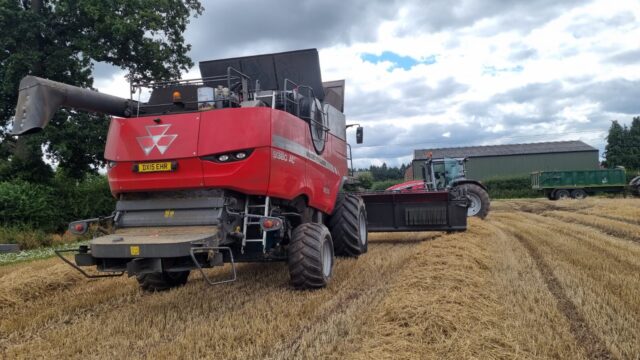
[12,49,467,291]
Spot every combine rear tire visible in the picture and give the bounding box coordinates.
[136,271,190,292]
[288,223,334,290]
[328,194,368,257]
[457,184,490,219]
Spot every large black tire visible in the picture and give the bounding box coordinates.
[457,184,490,219]
[328,194,368,257]
[571,188,587,199]
[630,176,640,197]
[288,223,334,290]
[554,189,571,200]
[136,270,190,292]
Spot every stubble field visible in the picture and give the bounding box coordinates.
[1,198,639,359]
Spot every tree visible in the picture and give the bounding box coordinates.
[628,116,640,169]
[604,120,625,168]
[604,118,640,170]
[356,172,373,189]
[0,0,203,181]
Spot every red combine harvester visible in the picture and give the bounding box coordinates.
[12,49,467,291]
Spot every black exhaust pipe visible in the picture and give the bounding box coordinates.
[12,76,136,135]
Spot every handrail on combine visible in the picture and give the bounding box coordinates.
[128,66,252,116]
[129,66,250,94]
[284,78,330,150]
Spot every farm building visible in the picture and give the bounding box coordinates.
[411,140,599,181]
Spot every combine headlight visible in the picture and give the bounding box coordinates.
[201,149,253,163]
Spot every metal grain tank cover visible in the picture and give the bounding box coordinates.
[199,49,325,100]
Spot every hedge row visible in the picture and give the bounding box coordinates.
[0,175,115,234]
[483,176,539,199]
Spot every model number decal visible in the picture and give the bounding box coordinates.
[272,149,295,164]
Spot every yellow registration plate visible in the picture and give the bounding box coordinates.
[137,162,173,173]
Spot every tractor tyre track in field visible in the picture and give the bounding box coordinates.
[540,211,640,243]
[268,236,446,358]
[510,211,640,274]
[575,211,640,226]
[499,225,614,360]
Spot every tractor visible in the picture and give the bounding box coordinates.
[11,49,467,291]
[387,157,490,218]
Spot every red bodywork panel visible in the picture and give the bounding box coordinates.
[386,180,426,192]
[104,108,347,214]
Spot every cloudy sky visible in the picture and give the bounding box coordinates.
[94,0,640,168]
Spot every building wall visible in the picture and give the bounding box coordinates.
[412,151,599,181]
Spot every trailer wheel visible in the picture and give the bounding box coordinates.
[546,191,555,200]
[288,223,334,290]
[136,271,190,292]
[456,184,490,219]
[571,189,587,199]
[555,189,571,200]
[328,194,368,257]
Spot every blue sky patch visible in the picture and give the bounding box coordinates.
[361,51,436,70]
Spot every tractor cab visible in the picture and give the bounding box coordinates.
[424,157,467,190]
[415,156,491,218]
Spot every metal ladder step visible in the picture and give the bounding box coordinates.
[241,196,270,253]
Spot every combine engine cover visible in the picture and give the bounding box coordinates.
[103,49,347,214]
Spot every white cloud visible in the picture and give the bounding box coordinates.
[92,0,640,167]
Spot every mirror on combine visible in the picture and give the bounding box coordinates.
[356,126,363,144]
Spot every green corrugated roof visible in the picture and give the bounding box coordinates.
[414,140,597,160]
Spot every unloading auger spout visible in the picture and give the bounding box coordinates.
[12,75,136,135]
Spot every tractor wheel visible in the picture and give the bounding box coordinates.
[288,223,334,290]
[328,194,368,257]
[136,271,190,292]
[555,189,571,200]
[630,176,640,197]
[571,189,587,199]
[457,184,490,219]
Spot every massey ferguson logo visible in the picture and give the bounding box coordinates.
[136,124,178,155]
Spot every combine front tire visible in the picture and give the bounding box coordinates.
[136,271,190,292]
[328,194,368,257]
[458,184,490,219]
[288,223,334,290]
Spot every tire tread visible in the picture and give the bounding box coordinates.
[136,271,190,292]
[288,223,333,290]
[328,194,367,256]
